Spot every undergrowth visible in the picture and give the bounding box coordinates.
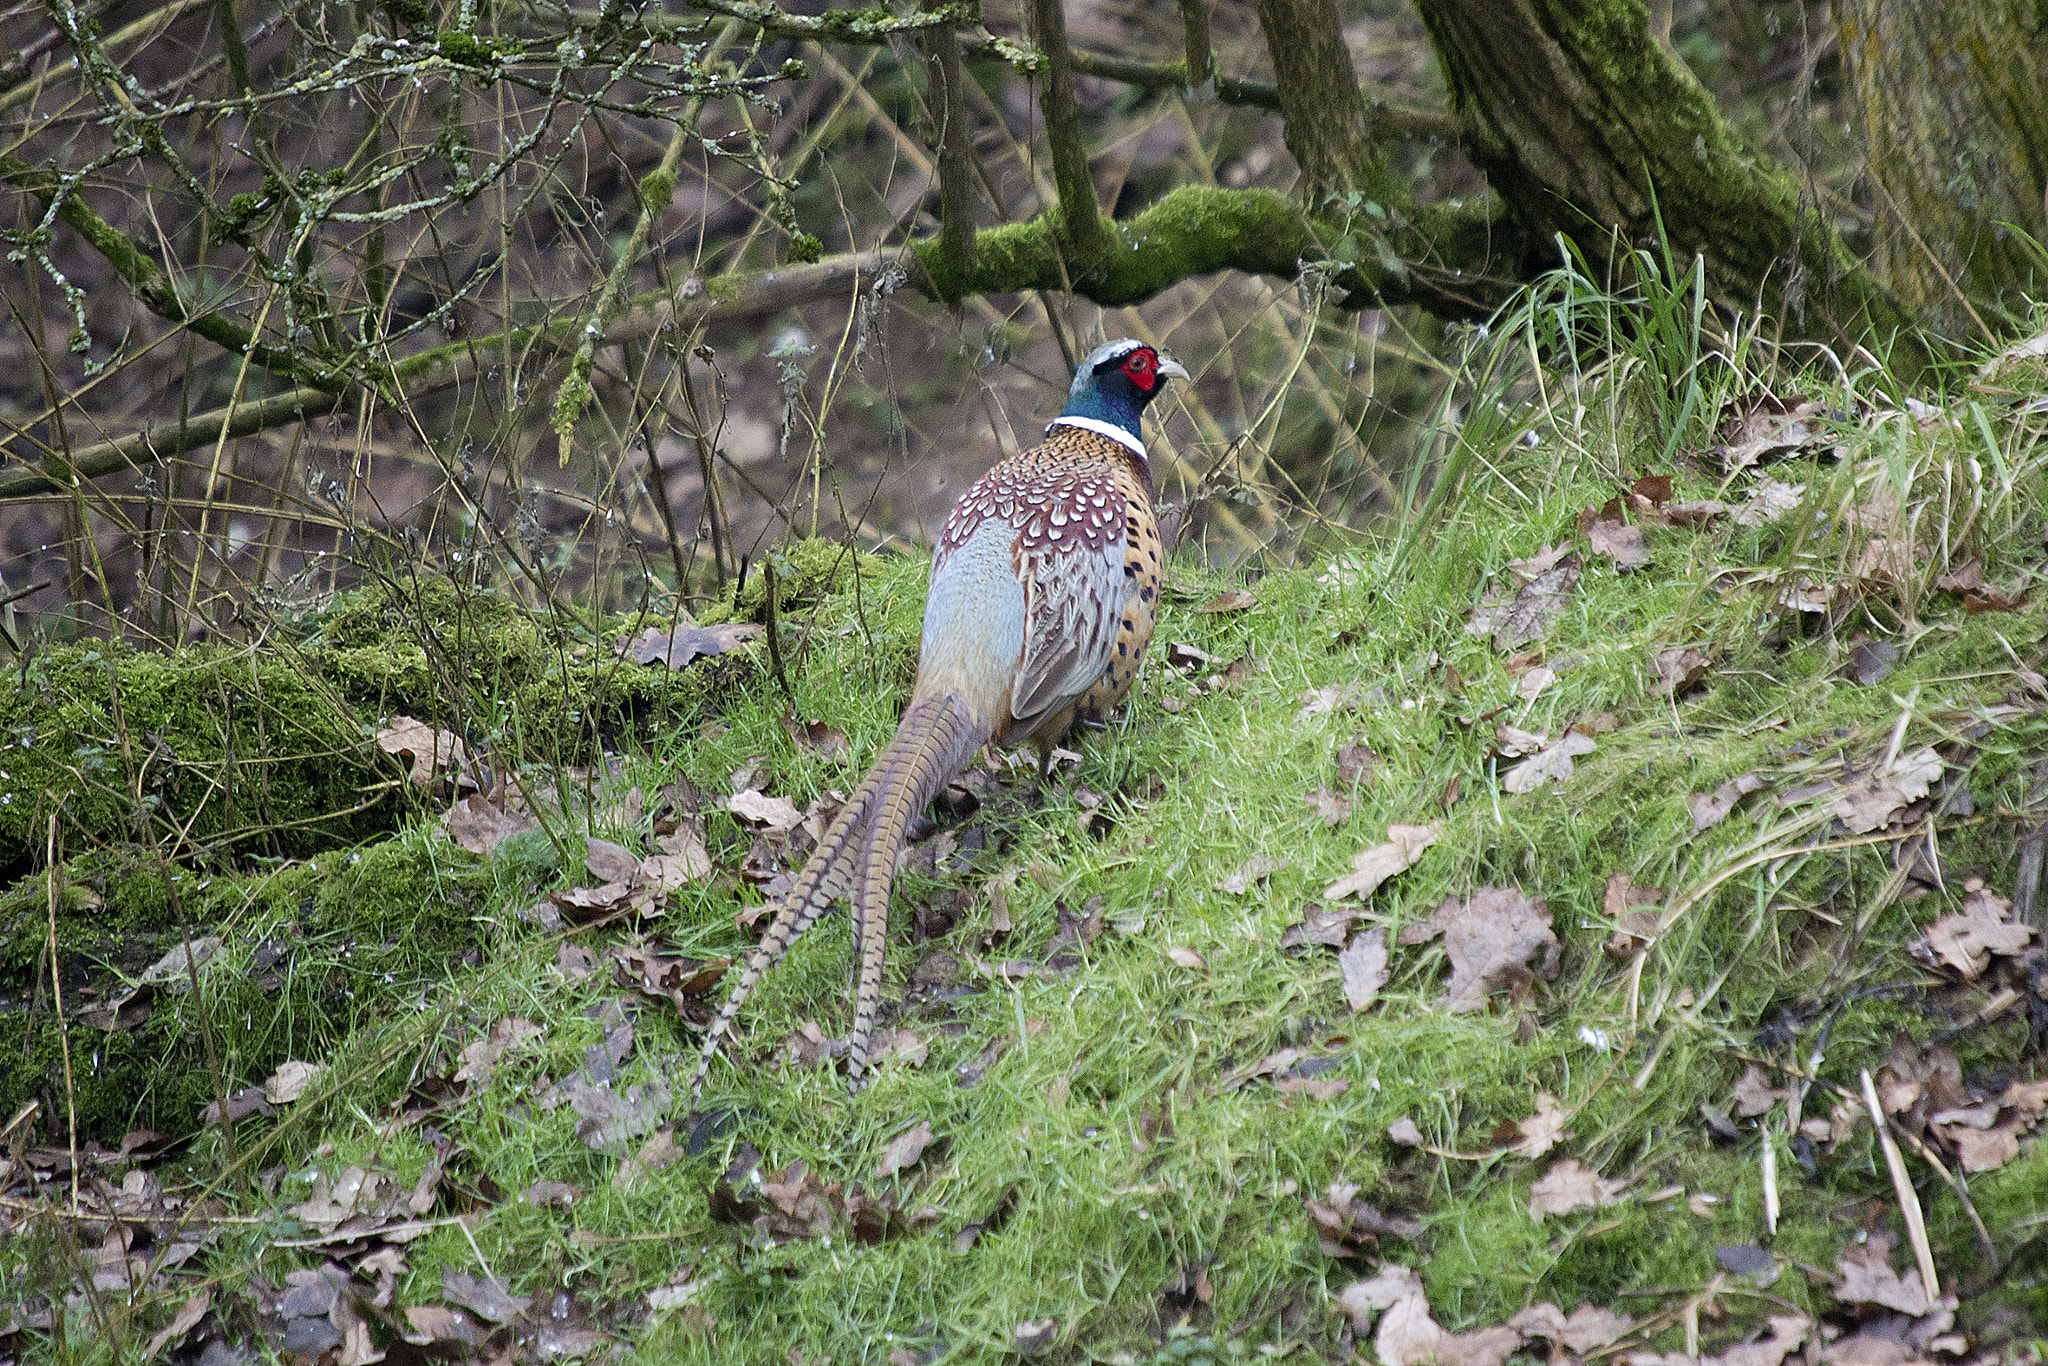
[9,303,2048,1365]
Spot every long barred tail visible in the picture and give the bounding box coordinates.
[689,691,986,1099]
[845,693,985,1089]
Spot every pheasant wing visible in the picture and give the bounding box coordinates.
[1007,467,1129,734]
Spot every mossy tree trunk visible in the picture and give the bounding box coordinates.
[1411,0,1928,371]
[1835,0,2048,337]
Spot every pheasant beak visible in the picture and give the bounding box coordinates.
[1155,353,1190,383]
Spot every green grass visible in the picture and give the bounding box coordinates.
[14,317,2048,1364]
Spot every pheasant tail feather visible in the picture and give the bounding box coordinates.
[689,691,986,1097]
[846,693,984,1085]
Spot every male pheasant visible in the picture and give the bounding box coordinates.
[690,337,1186,1096]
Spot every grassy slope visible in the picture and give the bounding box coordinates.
[33,363,2048,1364]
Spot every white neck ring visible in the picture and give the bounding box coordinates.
[1047,415,1147,460]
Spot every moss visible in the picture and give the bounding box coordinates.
[0,831,500,1143]
[310,574,752,758]
[0,641,390,867]
[638,168,677,215]
[915,188,1319,307]
[1097,187,1314,304]
[697,536,870,625]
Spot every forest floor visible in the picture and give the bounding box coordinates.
[6,322,2048,1366]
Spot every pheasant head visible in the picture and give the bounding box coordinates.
[1049,338,1188,457]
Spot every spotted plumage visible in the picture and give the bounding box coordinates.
[690,338,1185,1098]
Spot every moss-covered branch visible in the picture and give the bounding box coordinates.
[0,188,1526,501]
[1,153,347,392]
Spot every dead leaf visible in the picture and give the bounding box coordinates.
[1731,1063,1789,1118]
[1839,641,1900,686]
[1298,683,1361,720]
[143,1289,211,1361]
[453,1016,543,1087]
[442,1268,530,1325]
[1400,887,1557,1013]
[1689,773,1767,831]
[1963,581,2030,613]
[1468,551,1581,651]
[954,1034,1010,1088]
[564,1074,670,1150]
[1637,1315,1810,1366]
[1195,588,1257,613]
[401,1305,488,1347]
[1708,395,1834,470]
[375,716,469,789]
[1663,499,1729,528]
[1165,946,1207,970]
[1305,787,1352,827]
[1528,1159,1626,1219]
[1508,1302,1635,1353]
[1325,824,1437,901]
[1514,666,1556,701]
[1335,740,1379,788]
[780,707,850,761]
[1917,878,2032,978]
[1588,519,1651,570]
[1217,855,1288,895]
[1280,903,1374,951]
[1602,872,1662,920]
[729,789,803,831]
[870,1028,929,1068]
[1511,1093,1567,1158]
[873,1121,934,1179]
[584,837,641,885]
[1166,641,1220,672]
[1221,1047,1311,1091]
[612,947,730,1015]
[1386,1117,1425,1146]
[1011,1317,1059,1356]
[1305,1181,1423,1257]
[1494,725,1547,758]
[1336,1264,1520,1366]
[264,1060,324,1104]
[1505,543,1575,579]
[1649,646,1711,696]
[1949,1116,2025,1171]
[1935,559,1982,593]
[444,794,541,856]
[1338,930,1390,1011]
[1732,478,1806,525]
[1820,747,1943,833]
[522,1180,582,1208]
[1832,1232,1929,1315]
[619,620,761,667]
[1502,732,1596,793]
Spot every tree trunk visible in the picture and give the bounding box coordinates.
[1253,0,1383,203]
[1414,0,1926,370]
[1835,0,2048,337]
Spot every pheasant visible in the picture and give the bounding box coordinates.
[690,337,1187,1096]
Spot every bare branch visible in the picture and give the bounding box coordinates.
[1179,0,1213,90]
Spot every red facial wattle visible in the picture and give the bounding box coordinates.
[1120,349,1158,391]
